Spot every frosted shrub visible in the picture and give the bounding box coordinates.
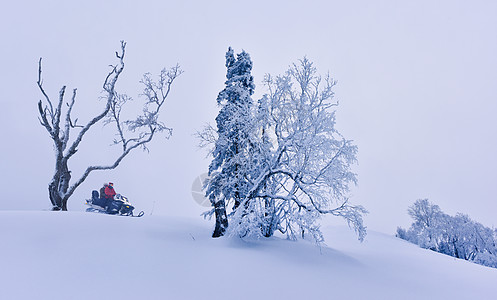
[398,199,497,268]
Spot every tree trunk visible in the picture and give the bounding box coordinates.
[48,159,71,211]
[48,181,62,210]
[233,141,241,211]
[262,198,276,237]
[212,199,228,237]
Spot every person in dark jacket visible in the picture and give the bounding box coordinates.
[99,183,108,199]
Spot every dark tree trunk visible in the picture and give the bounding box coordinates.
[48,181,61,210]
[233,187,241,211]
[453,239,460,258]
[262,198,276,237]
[232,141,241,211]
[212,199,228,238]
[48,159,71,211]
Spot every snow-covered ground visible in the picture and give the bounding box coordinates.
[1,211,496,300]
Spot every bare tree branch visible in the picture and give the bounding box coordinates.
[37,40,181,210]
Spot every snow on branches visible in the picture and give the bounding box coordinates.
[199,50,367,243]
[397,199,497,268]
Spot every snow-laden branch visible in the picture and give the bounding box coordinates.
[233,58,366,242]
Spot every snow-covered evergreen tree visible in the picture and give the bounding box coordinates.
[204,47,257,237]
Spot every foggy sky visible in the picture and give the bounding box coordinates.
[1,0,496,234]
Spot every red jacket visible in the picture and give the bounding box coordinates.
[104,186,116,199]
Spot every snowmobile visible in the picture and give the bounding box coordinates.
[86,190,144,217]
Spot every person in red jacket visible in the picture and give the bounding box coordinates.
[105,182,117,200]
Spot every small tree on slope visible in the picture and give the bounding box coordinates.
[37,41,181,210]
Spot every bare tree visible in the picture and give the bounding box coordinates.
[37,41,182,210]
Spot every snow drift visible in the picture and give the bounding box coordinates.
[0,211,496,300]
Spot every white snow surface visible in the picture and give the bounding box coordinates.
[1,211,496,300]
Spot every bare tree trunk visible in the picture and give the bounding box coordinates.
[48,158,71,211]
[212,199,228,238]
[48,181,61,210]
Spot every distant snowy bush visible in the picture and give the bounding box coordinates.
[397,199,497,269]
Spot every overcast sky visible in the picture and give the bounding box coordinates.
[1,0,496,234]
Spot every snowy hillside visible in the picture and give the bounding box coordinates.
[1,211,496,300]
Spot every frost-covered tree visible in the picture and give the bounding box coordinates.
[228,58,367,242]
[202,47,256,237]
[37,41,181,210]
[200,55,367,243]
[402,199,444,249]
[397,199,497,268]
